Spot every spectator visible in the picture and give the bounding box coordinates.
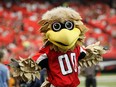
[0,50,10,87]
[81,65,101,87]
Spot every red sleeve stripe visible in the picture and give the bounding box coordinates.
[32,52,41,61]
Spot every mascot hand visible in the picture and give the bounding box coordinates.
[10,57,41,82]
[79,42,106,67]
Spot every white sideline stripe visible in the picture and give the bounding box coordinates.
[79,76,116,82]
[36,53,47,64]
[79,86,109,87]
[99,86,109,87]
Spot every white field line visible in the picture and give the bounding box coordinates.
[79,75,116,82]
[96,75,116,82]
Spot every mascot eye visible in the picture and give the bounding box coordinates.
[65,21,74,30]
[52,22,61,31]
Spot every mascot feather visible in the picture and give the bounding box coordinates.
[10,7,106,87]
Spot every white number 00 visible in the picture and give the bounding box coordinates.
[58,53,77,75]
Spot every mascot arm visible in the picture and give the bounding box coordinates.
[10,47,49,83]
[78,47,86,61]
[78,42,106,67]
[33,52,48,69]
[10,58,41,83]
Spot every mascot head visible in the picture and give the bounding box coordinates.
[39,7,88,52]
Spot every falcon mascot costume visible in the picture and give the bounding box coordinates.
[10,7,106,87]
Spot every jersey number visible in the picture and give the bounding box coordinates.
[58,53,77,75]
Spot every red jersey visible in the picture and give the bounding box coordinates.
[33,46,82,87]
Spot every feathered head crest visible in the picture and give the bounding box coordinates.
[38,7,88,52]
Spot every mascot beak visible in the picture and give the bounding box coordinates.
[46,27,81,50]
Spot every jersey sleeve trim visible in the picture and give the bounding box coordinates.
[80,47,86,53]
[36,53,48,64]
[78,47,86,61]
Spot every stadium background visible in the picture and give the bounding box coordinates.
[0,0,115,71]
[0,0,116,87]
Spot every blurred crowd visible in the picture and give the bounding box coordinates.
[0,0,115,65]
[0,0,115,87]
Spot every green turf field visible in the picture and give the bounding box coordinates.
[78,74,116,87]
